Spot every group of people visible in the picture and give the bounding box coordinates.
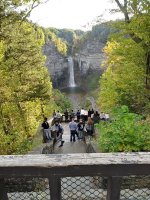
[41,117,64,147]
[69,117,94,142]
[52,109,109,123]
[53,108,99,122]
[42,116,94,146]
[41,108,109,147]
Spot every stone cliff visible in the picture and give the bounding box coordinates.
[43,42,69,88]
[73,39,105,87]
[43,24,111,89]
[43,39,105,89]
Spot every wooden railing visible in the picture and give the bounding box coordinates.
[0,153,150,200]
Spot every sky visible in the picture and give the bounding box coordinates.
[29,0,123,30]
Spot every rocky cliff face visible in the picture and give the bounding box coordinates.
[42,24,112,89]
[43,39,105,89]
[73,39,105,87]
[43,42,69,88]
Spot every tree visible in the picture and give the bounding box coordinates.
[113,0,150,87]
[98,37,149,113]
[44,28,67,56]
[0,13,55,154]
[0,0,48,18]
[97,0,150,113]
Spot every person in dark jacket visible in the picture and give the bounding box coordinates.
[92,111,100,124]
[88,109,91,117]
[41,117,51,143]
[77,119,85,139]
[76,110,80,122]
[64,109,69,122]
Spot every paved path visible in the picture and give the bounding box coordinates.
[86,96,99,111]
[29,122,87,154]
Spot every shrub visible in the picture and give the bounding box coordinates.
[97,106,150,152]
[53,89,72,112]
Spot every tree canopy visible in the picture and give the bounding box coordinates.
[113,0,150,86]
[98,0,150,114]
[0,0,57,154]
[96,0,150,152]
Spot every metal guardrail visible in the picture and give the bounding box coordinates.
[0,153,150,200]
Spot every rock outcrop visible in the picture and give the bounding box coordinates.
[74,39,105,73]
[73,39,105,87]
[43,42,69,88]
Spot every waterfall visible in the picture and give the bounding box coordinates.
[68,56,76,87]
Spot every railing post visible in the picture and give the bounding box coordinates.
[0,179,8,200]
[107,176,122,200]
[49,176,61,200]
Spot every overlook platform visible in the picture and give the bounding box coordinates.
[0,153,150,200]
[1,123,150,200]
[29,122,87,155]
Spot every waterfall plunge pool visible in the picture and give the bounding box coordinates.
[61,87,87,110]
[61,87,85,94]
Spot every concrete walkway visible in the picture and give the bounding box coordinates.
[29,122,87,154]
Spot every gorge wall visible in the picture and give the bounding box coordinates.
[43,42,69,88]
[43,24,110,89]
[43,39,105,89]
[73,39,105,88]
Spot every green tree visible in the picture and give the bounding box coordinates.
[53,89,72,112]
[98,0,150,113]
[113,0,150,87]
[0,14,54,154]
[98,38,149,113]
[44,28,67,56]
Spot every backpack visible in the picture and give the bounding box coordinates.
[86,124,93,131]
[58,124,63,133]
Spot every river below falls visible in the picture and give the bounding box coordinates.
[61,87,97,111]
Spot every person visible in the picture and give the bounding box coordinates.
[91,108,94,115]
[69,118,78,142]
[96,111,100,116]
[77,119,85,139]
[91,108,95,118]
[76,110,80,122]
[88,109,91,117]
[85,117,94,136]
[51,120,64,147]
[105,113,110,121]
[41,117,51,143]
[100,112,105,121]
[80,108,85,121]
[84,109,88,121]
[70,110,75,120]
[52,110,56,119]
[56,111,61,122]
[64,109,69,122]
[92,111,100,124]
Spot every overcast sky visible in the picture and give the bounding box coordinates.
[29,0,122,30]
